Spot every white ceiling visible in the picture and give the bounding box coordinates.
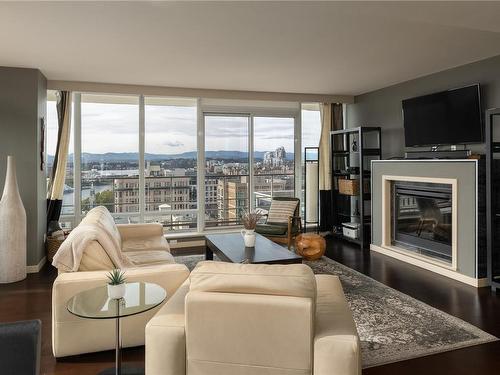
[1,1,500,96]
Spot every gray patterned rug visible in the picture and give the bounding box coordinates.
[175,254,497,368]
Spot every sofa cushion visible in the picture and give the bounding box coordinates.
[78,241,115,271]
[122,236,170,253]
[81,206,122,249]
[190,261,316,299]
[126,250,175,266]
[267,199,298,224]
[255,223,288,236]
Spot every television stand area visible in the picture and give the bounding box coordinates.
[405,149,471,159]
[370,158,487,287]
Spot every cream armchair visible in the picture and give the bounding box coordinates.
[146,261,361,375]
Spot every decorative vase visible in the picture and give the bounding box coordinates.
[0,156,27,283]
[107,283,126,300]
[241,229,256,247]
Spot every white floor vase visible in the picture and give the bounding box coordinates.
[0,156,27,283]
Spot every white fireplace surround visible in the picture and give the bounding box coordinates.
[379,175,458,270]
[371,160,487,288]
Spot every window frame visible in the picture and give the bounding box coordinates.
[58,92,307,236]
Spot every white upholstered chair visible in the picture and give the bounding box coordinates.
[146,261,361,375]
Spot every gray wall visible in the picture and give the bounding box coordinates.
[347,54,500,158]
[0,67,47,267]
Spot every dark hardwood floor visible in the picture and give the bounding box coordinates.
[1,239,500,374]
[325,239,500,375]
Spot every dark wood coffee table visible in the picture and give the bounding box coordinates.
[204,232,302,264]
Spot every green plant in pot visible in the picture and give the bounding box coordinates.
[106,269,126,300]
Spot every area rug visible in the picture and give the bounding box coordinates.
[174,254,497,368]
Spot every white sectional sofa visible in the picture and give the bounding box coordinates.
[51,206,190,357]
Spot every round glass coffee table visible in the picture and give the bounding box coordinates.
[67,282,167,375]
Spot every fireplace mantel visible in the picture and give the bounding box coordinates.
[371,160,487,287]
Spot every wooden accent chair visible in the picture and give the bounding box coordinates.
[255,197,302,249]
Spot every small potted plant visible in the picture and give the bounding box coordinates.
[106,269,126,300]
[240,209,263,247]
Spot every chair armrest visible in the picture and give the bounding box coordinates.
[116,223,164,240]
[53,264,189,319]
[146,280,189,375]
[52,264,189,357]
[314,275,361,375]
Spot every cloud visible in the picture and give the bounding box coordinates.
[47,99,322,154]
[164,140,184,147]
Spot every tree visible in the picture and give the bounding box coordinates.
[81,190,115,213]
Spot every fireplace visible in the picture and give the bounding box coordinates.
[372,162,484,287]
[392,181,453,262]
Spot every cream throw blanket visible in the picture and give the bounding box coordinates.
[52,223,134,272]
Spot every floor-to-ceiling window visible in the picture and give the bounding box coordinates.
[144,97,198,232]
[48,90,321,234]
[253,116,295,212]
[81,94,139,223]
[204,114,250,228]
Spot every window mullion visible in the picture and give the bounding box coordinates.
[74,93,82,225]
[139,95,145,223]
[249,115,255,211]
[295,109,302,202]
[197,99,205,232]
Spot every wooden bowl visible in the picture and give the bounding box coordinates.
[295,233,326,261]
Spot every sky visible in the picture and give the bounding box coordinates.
[46,101,321,156]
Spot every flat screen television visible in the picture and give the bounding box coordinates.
[402,84,482,147]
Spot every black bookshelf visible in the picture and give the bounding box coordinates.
[486,108,500,291]
[330,127,382,248]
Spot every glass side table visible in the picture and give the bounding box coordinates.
[67,282,167,375]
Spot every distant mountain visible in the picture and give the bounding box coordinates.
[48,151,294,163]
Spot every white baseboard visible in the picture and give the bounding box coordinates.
[370,244,489,288]
[26,256,46,273]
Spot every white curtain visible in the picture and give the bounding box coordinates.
[319,103,332,190]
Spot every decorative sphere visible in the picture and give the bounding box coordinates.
[295,234,326,261]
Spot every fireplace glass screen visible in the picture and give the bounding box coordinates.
[392,181,452,262]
